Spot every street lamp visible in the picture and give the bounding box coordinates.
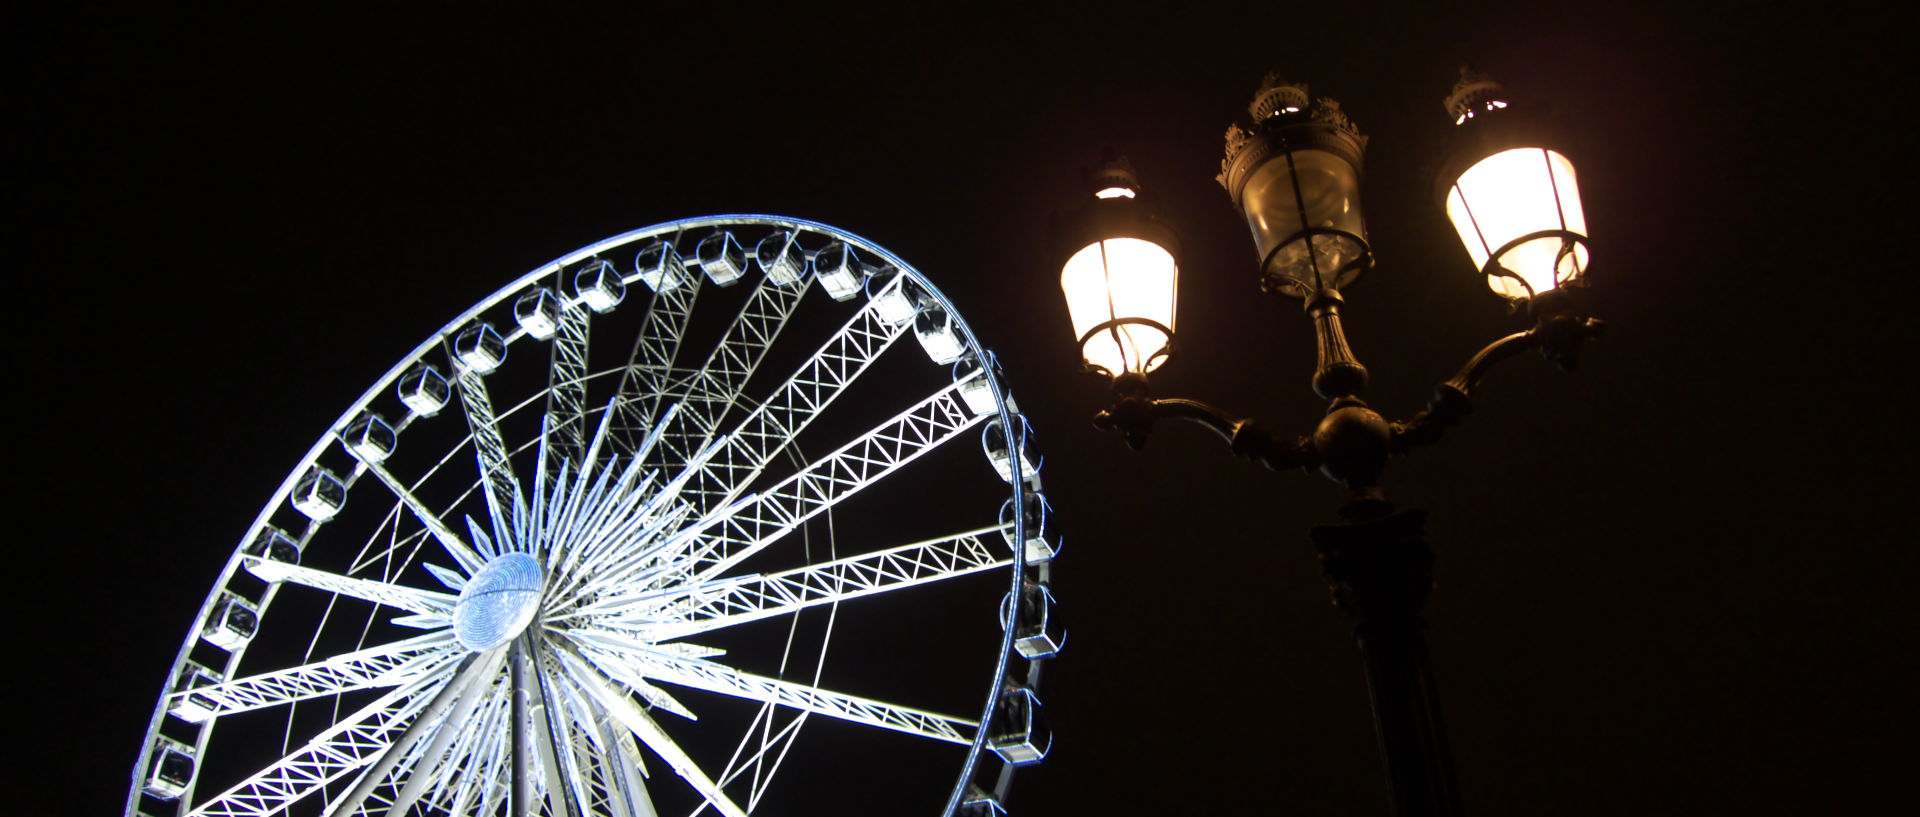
[1056,68,1605,817]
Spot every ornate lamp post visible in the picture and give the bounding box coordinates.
[1055,68,1605,817]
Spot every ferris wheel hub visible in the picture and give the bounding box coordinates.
[453,552,546,651]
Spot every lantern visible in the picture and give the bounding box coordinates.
[1056,154,1179,378]
[1436,67,1590,301]
[1219,75,1371,298]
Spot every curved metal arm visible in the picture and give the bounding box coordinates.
[1391,304,1606,454]
[1093,374,1316,471]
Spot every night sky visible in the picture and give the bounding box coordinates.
[19,3,1913,815]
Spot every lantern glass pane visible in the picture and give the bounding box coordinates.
[1240,148,1366,293]
[1060,237,1176,375]
[1446,147,1589,299]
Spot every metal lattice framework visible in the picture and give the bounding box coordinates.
[128,216,1062,817]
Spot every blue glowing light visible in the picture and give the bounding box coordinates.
[453,553,545,651]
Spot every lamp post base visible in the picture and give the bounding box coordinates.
[1312,501,1463,817]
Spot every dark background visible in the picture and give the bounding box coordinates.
[17,2,1914,814]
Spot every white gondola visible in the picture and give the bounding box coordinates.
[983,417,1040,484]
[813,240,865,301]
[512,286,562,339]
[695,230,747,286]
[868,266,919,326]
[1011,580,1066,659]
[453,322,507,373]
[201,592,259,651]
[1001,491,1060,564]
[396,364,451,416]
[167,660,224,723]
[755,229,808,286]
[954,356,999,416]
[242,525,301,580]
[574,258,625,313]
[142,737,196,799]
[633,239,689,292]
[986,684,1051,766]
[340,412,395,464]
[290,465,346,522]
[915,303,966,364]
[958,786,1009,817]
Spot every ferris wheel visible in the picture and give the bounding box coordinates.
[126,215,1063,817]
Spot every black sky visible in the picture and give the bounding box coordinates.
[17,2,1916,815]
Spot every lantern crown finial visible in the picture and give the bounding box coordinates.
[1092,149,1141,194]
[1219,72,1367,197]
[1444,64,1510,124]
[1248,73,1310,121]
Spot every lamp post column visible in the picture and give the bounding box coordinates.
[1312,501,1462,817]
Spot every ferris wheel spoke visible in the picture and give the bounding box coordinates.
[358,456,490,574]
[555,690,632,817]
[586,710,655,817]
[540,653,641,803]
[182,658,464,817]
[455,368,524,537]
[450,682,513,817]
[540,431,741,607]
[546,499,692,612]
[679,382,986,582]
[543,303,593,475]
[682,282,912,515]
[715,706,809,810]
[327,648,506,817]
[378,649,507,817]
[244,558,457,618]
[170,631,457,722]
[525,646,591,817]
[614,272,702,451]
[551,642,750,817]
[633,526,1012,641]
[648,276,807,472]
[581,643,977,746]
[564,698,656,817]
[433,678,511,813]
[571,710,646,817]
[538,401,634,575]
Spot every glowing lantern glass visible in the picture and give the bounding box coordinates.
[1057,157,1178,377]
[1437,68,1590,301]
[1445,148,1588,299]
[1219,76,1371,298]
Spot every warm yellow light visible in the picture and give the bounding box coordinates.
[1094,187,1136,199]
[1061,237,1177,375]
[1446,147,1588,299]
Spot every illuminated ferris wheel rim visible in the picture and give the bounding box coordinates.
[128,213,1060,817]
[332,215,977,441]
